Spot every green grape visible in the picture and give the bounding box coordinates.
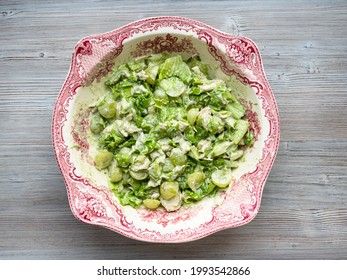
[160,181,179,200]
[94,151,113,170]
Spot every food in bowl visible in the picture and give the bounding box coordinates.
[88,53,255,212]
[52,16,279,242]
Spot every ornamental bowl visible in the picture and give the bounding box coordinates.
[52,16,280,243]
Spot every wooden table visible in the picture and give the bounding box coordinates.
[1,0,346,259]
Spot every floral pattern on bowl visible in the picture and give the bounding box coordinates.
[52,16,280,243]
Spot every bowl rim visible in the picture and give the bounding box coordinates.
[52,16,280,243]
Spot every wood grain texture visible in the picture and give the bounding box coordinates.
[1,0,346,259]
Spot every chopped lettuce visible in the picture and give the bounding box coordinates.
[229,119,249,145]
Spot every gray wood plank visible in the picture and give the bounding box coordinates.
[1,0,346,259]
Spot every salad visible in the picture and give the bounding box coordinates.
[89,53,254,211]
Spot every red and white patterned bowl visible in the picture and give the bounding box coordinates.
[52,16,279,243]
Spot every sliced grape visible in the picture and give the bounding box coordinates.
[211,169,233,188]
[143,199,160,210]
